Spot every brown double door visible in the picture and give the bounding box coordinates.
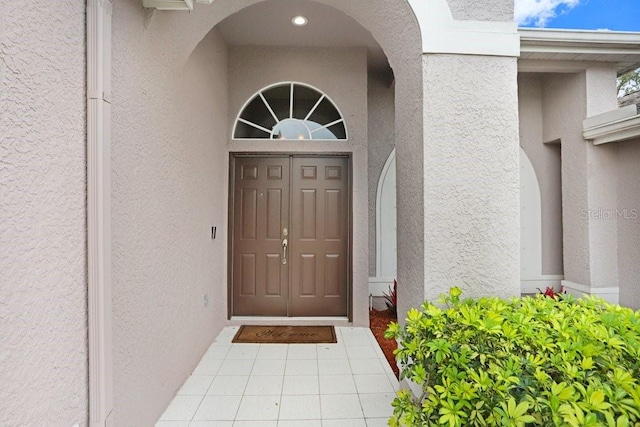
[231,155,349,317]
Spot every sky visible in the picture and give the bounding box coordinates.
[516,0,640,31]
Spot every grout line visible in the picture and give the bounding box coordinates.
[188,394,207,423]
[159,326,396,424]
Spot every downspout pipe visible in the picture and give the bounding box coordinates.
[87,0,114,425]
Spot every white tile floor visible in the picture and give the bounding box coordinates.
[156,326,399,427]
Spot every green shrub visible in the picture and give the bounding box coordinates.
[385,288,640,426]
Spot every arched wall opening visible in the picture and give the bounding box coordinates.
[179,0,424,325]
[110,0,422,424]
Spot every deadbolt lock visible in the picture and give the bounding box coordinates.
[283,227,288,236]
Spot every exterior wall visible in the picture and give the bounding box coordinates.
[518,74,564,275]
[0,0,530,425]
[617,138,640,310]
[447,0,514,21]
[542,72,591,286]
[541,66,624,302]
[542,68,622,295]
[584,68,619,290]
[109,0,422,420]
[111,1,229,425]
[167,0,424,322]
[368,75,395,277]
[0,1,89,425]
[422,54,521,301]
[227,46,369,325]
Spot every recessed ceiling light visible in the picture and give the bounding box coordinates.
[292,16,308,26]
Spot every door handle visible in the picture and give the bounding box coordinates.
[282,238,288,265]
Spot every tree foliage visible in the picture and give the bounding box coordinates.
[618,68,640,97]
[386,288,640,426]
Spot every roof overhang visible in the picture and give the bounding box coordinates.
[141,0,213,11]
[519,28,640,75]
[583,105,640,145]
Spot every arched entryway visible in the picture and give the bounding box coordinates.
[103,0,424,424]
[172,0,425,326]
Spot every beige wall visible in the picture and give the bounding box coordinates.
[518,74,564,275]
[367,75,396,277]
[156,0,424,322]
[584,68,620,289]
[111,1,229,425]
[541,68,623,292]
[520,70,640,306]
[227,46,369,325]
[617,138,640,310]
[423,54,521,301]
[110,0,423,420]
[542,72,591,286]
[0,1,88,425]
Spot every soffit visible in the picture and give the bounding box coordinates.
[216,0,388,72]
[519,28,640,75]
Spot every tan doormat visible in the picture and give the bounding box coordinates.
[232,325,337,344]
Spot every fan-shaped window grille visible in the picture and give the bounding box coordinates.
[233,82,347,140]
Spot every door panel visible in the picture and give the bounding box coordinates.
[232,157,290,316]
[290,157,349,316]
[231,155,349,317]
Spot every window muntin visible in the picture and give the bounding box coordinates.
[233,82,347,140]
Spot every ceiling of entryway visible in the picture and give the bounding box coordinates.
[217,0,390,72]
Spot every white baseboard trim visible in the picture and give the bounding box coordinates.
[369,277,395,297]
[561,280,619,304]
[521,275,564,294]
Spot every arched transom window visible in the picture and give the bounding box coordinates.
[233,82,347,140]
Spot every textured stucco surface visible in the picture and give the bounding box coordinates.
[112,0,422,421]
[542,72,591,286]
[423,54,521,302]
[153,0,424,321]
[447,0,514,21]
[227,46,369,325]
[0,0,88,425]
[518,74,564,275]
[585,68,619,288]
[541,68,622,290]
[617,138,640,310]
[111,1,228,425]
[367,76,395,277]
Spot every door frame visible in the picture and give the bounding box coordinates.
[227,152,353,321]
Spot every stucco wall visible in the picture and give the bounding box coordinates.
[227,45,369,325]
[156,0,424,324]
[109,0,422,420]
[617,138,640,310]
[111,1,229,424]
[518,74,564,275]
[541,68,622,291]
[542,72,591,286]
[446,0,514,21]
[0,1,88,425]
[367,75,396,277]
[422,54,520,301]
[585,68,619,289]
